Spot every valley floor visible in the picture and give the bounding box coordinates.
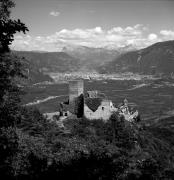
[21,78,174,124]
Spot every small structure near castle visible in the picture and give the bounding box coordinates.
[117,99,139,122]
[56,80,139,122]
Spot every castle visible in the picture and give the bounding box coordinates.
[56,80,139,122]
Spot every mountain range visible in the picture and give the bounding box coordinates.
[99,40,174,76]
[13,44,135,74]
[13,40,174,81]
[62,45,121,69]
[14,51,81,73]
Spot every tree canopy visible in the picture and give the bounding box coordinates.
[0,0,28,53]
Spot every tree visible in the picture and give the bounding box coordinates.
[0,0,28,177]
[0,0,28,127]
[0,0,28,53]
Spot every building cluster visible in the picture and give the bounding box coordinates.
[45,80,139,126]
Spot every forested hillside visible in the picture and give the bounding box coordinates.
[10,52,53,85]
[14,51,81,73]
[99,40,174,75]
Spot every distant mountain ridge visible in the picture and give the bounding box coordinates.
[99,40,174,75]
[61,45,136,70]
[62,45,120,63]
[12,51,53,85]
[14,51,81,73]
[13,40,174,77]
[13,46,123,73]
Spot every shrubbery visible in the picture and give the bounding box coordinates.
[6,112,173,179]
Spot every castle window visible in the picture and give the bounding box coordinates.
[102,107,104,110]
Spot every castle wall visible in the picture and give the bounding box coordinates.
[68,80,117,121]
[84,100,116,121]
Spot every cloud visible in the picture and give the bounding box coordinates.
[160,30,174,36]
[11,25,173,52]
[54,24,146,46]
[108,24,145,36]
[49,11,60,17]
[160,30,174,40]
[148,33,158,41]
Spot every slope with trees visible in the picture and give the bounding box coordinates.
[14,50,81,73]
[99,40,174,75]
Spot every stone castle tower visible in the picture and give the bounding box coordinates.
[69,80,84,103]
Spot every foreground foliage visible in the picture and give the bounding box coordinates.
[5,113,173,180]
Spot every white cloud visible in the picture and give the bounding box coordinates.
[54,25,146,45]
[148,33,158,41]
[160,30,174,36]
[94,27,103,33]
[11,25,174,52]
[108,24,145,36]
[160,30,174,41]
[49,11,60,17]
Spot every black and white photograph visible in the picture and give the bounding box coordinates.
[0,0,174,179]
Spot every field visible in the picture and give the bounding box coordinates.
[21,78,174,122]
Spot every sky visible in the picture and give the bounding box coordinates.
[10,0,174,51]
